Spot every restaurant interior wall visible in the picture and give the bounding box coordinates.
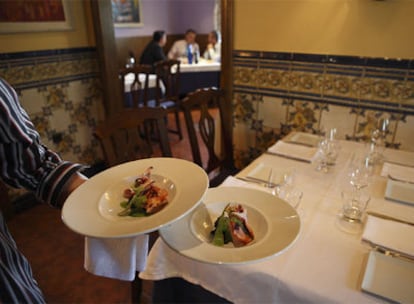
[114,0,216,67]
[0,0,104,200]
[232,0,414,167]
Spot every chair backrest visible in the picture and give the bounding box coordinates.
[154,59,181,105]
[181,87,233,174]
[94,107,172,166]
[119,64,153,107]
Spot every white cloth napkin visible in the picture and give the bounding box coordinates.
[84,234,149,281]
[220,175,273,194]
[380,162,414,183]
[267,141,318,163]
[362,215,414,259]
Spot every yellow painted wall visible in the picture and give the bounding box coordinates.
[0,1,95,53]
[235,0,414,59]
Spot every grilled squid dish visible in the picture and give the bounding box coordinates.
[118,166,168,217]
[211,203,255,247]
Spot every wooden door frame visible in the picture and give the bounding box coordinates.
[90,0,234,126]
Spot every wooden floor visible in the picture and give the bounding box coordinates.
[6,111,215,304]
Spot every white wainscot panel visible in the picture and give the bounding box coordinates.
[394,115,414,152]
[257,96,284,129]
[319,104,356,140]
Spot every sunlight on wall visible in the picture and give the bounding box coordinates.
[235,0,414,59]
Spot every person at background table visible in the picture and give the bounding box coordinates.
[168,29,200,62]
[139,30,167,69]
[203,30,221,62]
[0,77,87,302]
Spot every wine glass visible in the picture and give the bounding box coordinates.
[368,117,389,165]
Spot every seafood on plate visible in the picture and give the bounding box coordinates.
[118,166,168,217]
[210,203,255,247]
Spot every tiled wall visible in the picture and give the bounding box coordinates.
[0,48,105,199]
[232,51,414,167]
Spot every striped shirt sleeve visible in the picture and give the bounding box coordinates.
[0,78,83,208]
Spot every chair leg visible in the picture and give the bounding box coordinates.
[174,110,183,140]
[131,271,142,303]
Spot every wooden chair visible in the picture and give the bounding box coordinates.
[94,106,171,303]
[119,64,153,108]
[153,59,183,140]
[181,87,239,187]
[94,107,172,166]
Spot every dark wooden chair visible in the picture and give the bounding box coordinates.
[153,59,183,140]
[94,106,172,303]
[94,107,172,166]
[181,87,239,187]
[119,64,153,108]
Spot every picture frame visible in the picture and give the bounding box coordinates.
[0,0,73,33]
[112,0,143,28]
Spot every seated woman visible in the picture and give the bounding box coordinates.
[203,30,221,62]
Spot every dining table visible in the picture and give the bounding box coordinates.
[123,60,220,105]
[178,60,220,95]
[138,136,414,303]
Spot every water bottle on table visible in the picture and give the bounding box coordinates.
[187,44,193,64]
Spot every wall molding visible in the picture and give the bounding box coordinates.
[233,50,414,115]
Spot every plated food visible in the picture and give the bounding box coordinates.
[118,167,169,217]
[159,187,301,264]
[62,158,209,238]
[211,203,255,247]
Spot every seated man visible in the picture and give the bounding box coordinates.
[140,30,167,68]
[168,29,200,62]
[203,30,221,62]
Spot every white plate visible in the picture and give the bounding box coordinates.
[62,158,209,238]
[159,187,301,264]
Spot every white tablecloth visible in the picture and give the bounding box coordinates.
[139,139,414,303]
[123,73,158,93]
[180,61,221,73]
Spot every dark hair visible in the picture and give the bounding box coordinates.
[210,30,221,42]
[185,29,197,35]
[153,30,165,42]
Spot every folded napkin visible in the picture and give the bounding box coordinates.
[84,234,149,281]
[283,131,320,147]
[380,162,414,183]
[220,176,273,194]
[246,163,273,182]
[267,141,318,163]
[362,215,414,259]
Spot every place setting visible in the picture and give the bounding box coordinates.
[331,146,414,303]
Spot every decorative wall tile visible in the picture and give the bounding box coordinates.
[0,48,104,167]
[233,50,414,166]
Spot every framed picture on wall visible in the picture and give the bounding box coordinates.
[112,0,143,27]
[0,0,73,33]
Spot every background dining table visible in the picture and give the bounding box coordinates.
[139,138,414,303]
[123,60,220,104]
[178,60,220,95]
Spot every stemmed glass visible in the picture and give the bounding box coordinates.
[270,169,303,210]
[368,117,389,165]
